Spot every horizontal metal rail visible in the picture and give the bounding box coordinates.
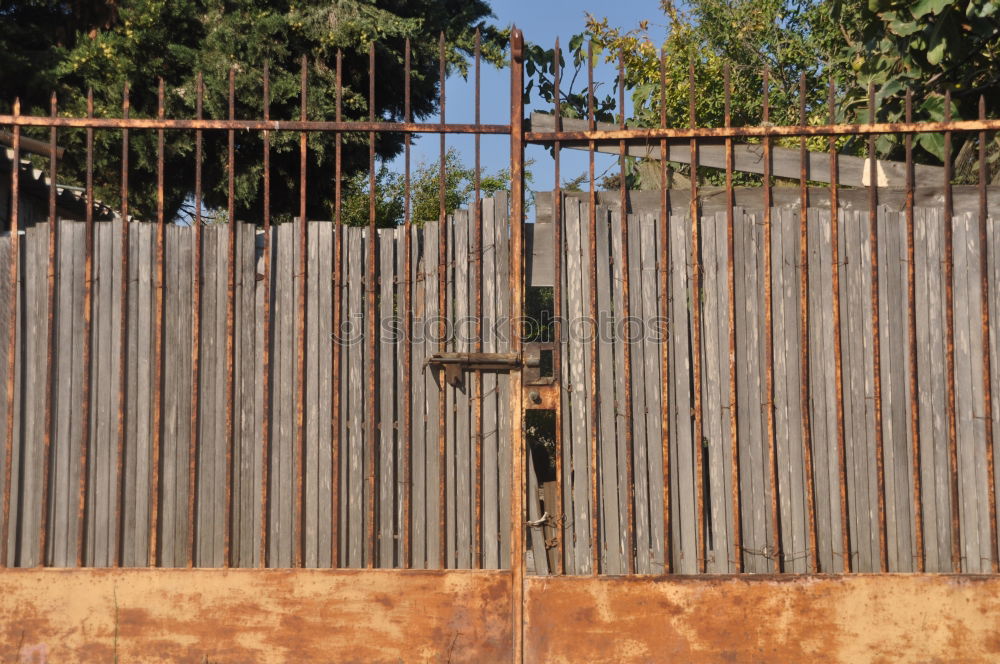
[526,118,1000,142]
[0,117,509,134]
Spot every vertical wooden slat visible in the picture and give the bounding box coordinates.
[423,221,441,568]
[378,228,396,567]
[454,211,472,569]
[669,207,697,573]
[641,213,666,574]
[409,224,426,569]
[563,198,592,574]
[603,208,624,574]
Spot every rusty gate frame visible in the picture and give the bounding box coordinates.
[3,24,1000,663]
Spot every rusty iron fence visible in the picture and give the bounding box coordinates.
[0,23,1000,661]
[0,31,529,574]
[3,24,1000,662]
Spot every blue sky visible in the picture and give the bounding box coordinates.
[387,0,666,217]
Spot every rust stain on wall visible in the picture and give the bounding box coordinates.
[0,568,512,663]
[524,575,1000,663]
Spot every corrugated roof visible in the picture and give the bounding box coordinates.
[2,147,118,221]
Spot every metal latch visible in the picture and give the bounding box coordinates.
[426,352,520,387]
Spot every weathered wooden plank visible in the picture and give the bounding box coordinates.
[444,215,456,569]
[345,225,364,568]
[702,211,733,573]
[237,222,262,568]
[841,210,867,571]
[922,208,953,571]
[603,208,626,575]
[410,224,427,569]
[530,114,946,190]
[627,213,651,574]
[130,222,153,567]
[809,209,841,572]
[988,215,1000,570]
[782,207,808,573]
[453,210,472,569]
[967,210,991,574]
[914,208,936,571]
[393,225,406,568]
[954,211,989,572]
[641,213,666,574]
[18,222,46,566]
[879,209,915,572]
[159,225,179,566]
[302,222,320,568]
[423,221,441,569]
[495,192,512,570]
[625,211,651,574]
[735,209,768,573]
[772,208,793,571]
[378,227,396,567]
[563,197,592,574]
[669,210,696,574]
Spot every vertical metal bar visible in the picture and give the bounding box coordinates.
[366,44,378,568]
[1,99,19,568]
[867,83,888,574]
[77,89,96,567]
[943,90,961,572]
[509,26,526,664]
[295,56,308,569]
[222,67,238,567]
[724,64,740,573]
[659,49,672,575]
[330,51,343,569]
[617,52,636,575]
[189,73,203,568]
[39,92,58,567]
[116,85,130,568]
[260,62,273,569]
[223,66,236,569]
[401,41,412,570]
[904,90,924,572]
[798,72,818,573]
[979,94,999,574]
[551,36,564,576]
[149,79,166,567]
[437,31,448,570]
[473,30,486,571]
[762,69,781,572]
[586,40,600,576]
[829,77,851,572]
[688,60,705,574]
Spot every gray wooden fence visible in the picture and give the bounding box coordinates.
[2,190,999,575]
[0,195,517,570]
[556,197,1000,575]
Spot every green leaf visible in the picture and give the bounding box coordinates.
[910,0,949,18]
[926,36,946,64]
[916,132,944,160]
[919,93,945,120]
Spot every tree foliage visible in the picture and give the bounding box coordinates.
[1,0,507,221]
[337,148,513,227]
[523,0,999,176]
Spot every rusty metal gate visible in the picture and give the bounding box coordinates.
[3,27,1000,663]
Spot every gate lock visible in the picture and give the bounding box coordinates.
[426,343,559,410]
[426,352,521,387]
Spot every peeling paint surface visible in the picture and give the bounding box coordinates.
[0,568,512,663]
[524,575,1000,663]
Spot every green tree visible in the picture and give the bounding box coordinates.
[339,148,513,227]
[2,0,507,221]
[523,0,999,178]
